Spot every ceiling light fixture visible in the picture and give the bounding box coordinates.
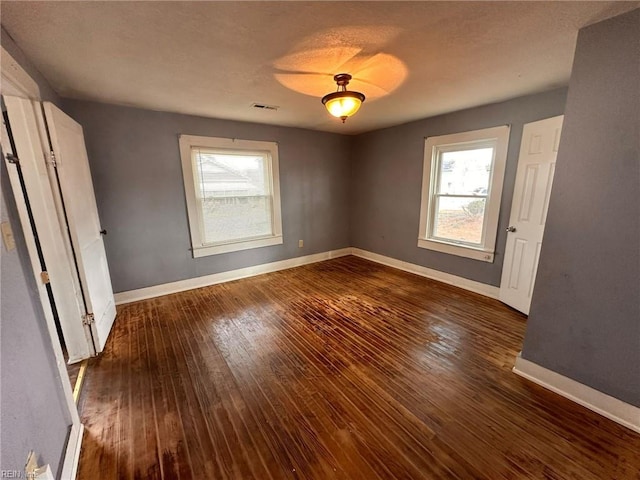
[321,73,365,123]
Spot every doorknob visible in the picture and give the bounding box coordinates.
[100,229,107,235]
[506,226,516,233]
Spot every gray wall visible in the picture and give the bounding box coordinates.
[522,9,640,406]
[64,88,569,293]
[61,100,352,293]
[350,88,567,286]
[0,28,71,478]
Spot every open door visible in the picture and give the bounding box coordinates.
[499,115,563,314]
[3,95,116,355]
[2,52,84,479]
[3,96,92,361]
[42,102,116,353]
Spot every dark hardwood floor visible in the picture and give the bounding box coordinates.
[77,256,640,479]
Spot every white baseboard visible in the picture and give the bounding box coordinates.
[60,423,84,480]
[114,248,352,305]
[513,354,640,434]
[115,247,499,305]
[351,248,499,299]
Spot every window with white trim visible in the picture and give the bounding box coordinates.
[418,125,510,262]
[179,135,283,257]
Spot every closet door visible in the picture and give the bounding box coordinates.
[43,102,116,352]
[3,95,91,360]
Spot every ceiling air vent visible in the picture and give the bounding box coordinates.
[251,103,279,111]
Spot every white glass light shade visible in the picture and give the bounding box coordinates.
[323,93,364,119]
[321,74,366,123]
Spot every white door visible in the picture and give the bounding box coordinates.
[43,102,116,352]
[2,98,85,479]
[499,115,563,314]
[2,59,84,480]
[3,96,92,361]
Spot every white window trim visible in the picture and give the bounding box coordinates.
[179,135,283,258]
[417,125,510,263]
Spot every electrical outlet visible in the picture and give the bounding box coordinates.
[298,239,304,248]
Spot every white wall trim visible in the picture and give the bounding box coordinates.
[0,46,40,99]
[60,423,84,480]
[418,125,510,262]
[351,248,499,299]
[513,354,640,434]
[179,135,283,259]
[114,248,353,305]
[417,238,495,263]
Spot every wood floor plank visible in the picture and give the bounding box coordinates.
[173,289,276,479]
[219,289,417,479]
[186,289,304,479]
[130,301,162,480]
[77,256,640,479]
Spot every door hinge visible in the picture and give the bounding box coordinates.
[40,271,50,284]
[82,313,95,326]
[5,153,19,164]
[48,150,57,167]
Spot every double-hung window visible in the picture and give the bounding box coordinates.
[179,135,283,257]
[418,125,510,262]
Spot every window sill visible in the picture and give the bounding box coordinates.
[192,235,283,258]
[417,238,494,263]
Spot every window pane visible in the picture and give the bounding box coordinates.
[433,196,486,244]
[194,150,273,244]
[437,148,493,195]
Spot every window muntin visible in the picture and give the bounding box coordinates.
[418,126,510,262]
[180,136,282,257]
[430,143,495,246]
[193,148,274,245]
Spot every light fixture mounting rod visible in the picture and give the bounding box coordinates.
[334,73,352,88]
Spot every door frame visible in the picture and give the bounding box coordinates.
[1,45,84,479]
[498,115,564,314]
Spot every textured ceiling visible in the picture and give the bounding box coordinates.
[1,1,637,134]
